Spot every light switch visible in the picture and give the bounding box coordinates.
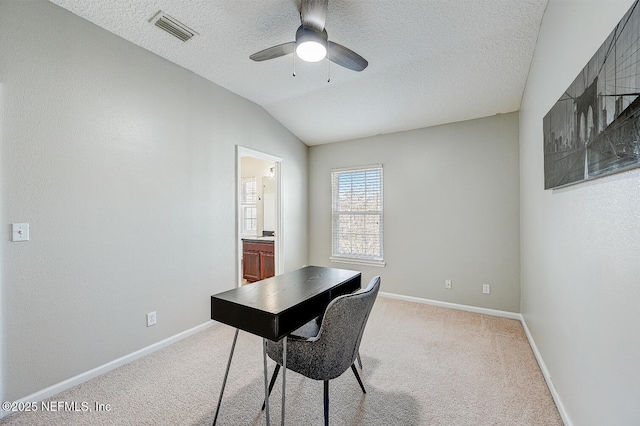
[12,223,30,241]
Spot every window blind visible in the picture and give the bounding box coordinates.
[331,165,384,266]
[241,177,257,204]
[241,177,257,234]
[243,206,257,232]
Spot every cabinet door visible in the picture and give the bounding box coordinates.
[243,251,260,282]
[260,252,275,280]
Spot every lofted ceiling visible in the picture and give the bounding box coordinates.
[48,0,548,146]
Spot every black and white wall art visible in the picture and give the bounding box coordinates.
[543,0,640,189]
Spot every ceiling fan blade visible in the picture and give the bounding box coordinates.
[249,42,296,61]
[328,41,368,71]
[300,0,328,32]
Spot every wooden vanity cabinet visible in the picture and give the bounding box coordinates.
[242,240,275,283]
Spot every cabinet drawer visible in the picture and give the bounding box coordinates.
[243,241,274,253]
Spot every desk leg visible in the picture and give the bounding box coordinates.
[282,336,287,426]
[263,338,271,426]
[212,328,239,426]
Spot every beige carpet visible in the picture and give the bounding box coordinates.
[1,297,563,425]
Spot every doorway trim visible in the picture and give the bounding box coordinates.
[236,146,283,287]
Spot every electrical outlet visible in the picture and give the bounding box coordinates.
[482,284,491,294]
[146,311,157,327]
[445,279,452,289]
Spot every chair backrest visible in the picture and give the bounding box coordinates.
[310,276,380,380]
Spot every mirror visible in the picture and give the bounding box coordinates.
[262,175,276,235]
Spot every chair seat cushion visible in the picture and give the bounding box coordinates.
[290,316,321,339]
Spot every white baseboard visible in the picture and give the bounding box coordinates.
[1,320,216,419]
[379,291,571,426]
[520,317,572,426]
[378,291,522,319]
[4,297,573,425]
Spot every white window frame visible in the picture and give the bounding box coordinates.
[242,205,257,234]
[241,177,257,236]
[330,164,385,267]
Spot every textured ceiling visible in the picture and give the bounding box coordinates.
[48,0,548,145]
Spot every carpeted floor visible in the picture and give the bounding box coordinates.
[1,296,563,425]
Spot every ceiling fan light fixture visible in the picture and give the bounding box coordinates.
[295,26,328,62]
[296,41,327,62]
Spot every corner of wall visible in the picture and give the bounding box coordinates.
[520,315,572,426]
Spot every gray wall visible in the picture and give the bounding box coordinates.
[309,113,520,312]
[0,1,308,401]
[520,0,640,424]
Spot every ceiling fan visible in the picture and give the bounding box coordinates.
[249,0,368,72]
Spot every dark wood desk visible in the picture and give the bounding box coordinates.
[211,266,361,341]
[210,266,361,425]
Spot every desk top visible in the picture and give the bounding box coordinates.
[211,266,361,341]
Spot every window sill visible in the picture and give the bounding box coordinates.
[330,256,386,268]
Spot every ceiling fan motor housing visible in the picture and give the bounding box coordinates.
[295,25,328,62]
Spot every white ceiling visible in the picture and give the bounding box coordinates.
[49,0,548,146]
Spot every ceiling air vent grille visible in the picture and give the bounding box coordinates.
[150,11,198,42]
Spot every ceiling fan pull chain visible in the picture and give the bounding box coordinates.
[327,51,330,82]
[293,51,296,77]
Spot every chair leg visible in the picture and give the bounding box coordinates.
[261,364,281,411]
[357,352,363,369]
[351,364,367,394]
[323,380,329,426]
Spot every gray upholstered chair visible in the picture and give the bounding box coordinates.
[264,276,380,425]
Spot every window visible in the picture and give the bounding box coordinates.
[331,165,384,266]
[241,177,257,204]
[241,177,257,234]
[242,206,257,233]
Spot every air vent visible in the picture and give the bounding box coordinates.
[149,11,198,42]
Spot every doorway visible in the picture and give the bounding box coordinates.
[237,147,282,287]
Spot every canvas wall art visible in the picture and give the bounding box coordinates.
[543,0,640,189]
